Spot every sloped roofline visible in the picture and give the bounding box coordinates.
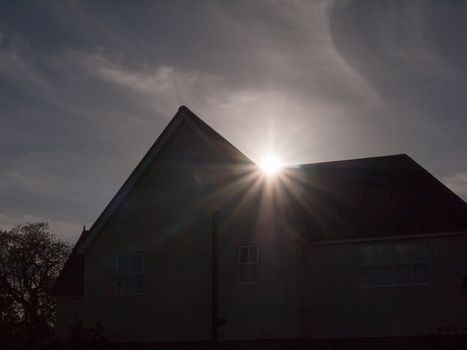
[287,153,467,242]
[287,153,467,209]
[285,153,410,169]
[77,106,252,253]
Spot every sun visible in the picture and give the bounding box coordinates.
[259,155,283,175]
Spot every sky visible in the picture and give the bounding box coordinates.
[1,0,466,241]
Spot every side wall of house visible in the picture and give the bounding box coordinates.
[71,122,298,344]
[297,234,467,339]
[82,122,219,343]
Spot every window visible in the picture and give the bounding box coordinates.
[359,240,429,287]
[238,244,260,283]
[116,252,144,295]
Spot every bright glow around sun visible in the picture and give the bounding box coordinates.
[259,155,283,175]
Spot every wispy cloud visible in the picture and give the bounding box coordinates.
[77,51,363,164]
[0,0,466,242]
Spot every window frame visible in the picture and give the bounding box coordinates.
[237,244,260,284]
[358,240,430,288]
[115,251,145,296]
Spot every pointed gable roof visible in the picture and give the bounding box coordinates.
[181,106,251,164]
[51,106,252,296]
[286,154,467,241]
[77,106,251,254]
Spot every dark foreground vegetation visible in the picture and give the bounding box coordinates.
[0,222,71,349]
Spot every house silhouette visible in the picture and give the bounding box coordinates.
[52,106,467,349]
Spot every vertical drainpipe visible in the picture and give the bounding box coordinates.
[211,209,219,348]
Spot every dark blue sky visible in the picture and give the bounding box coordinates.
[1,1,466,241]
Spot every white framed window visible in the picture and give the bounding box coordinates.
[238,244,260,283]
[359,240,429,287]
[115,252,144,295]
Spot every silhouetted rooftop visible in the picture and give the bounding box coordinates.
[285,154,467,241]
[50,109,467,296]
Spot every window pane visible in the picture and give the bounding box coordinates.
[118,255,130,274]
[359,245,376,267]
[239,247,248,263]
[394,243,410,264]
[413,264,429,284]
[131,253,144,274]
[395,265,412,285]
[116,276,130,295]
[248,246,258,263]
[378,266,394,285]
[377,244,393,265]
[238,245,260,283]
[361,267,378,286]
[131,275,144,294]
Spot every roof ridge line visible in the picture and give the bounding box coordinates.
[287,153,410,168]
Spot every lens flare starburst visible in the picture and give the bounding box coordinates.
[259,155,283,175]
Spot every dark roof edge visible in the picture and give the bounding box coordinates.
[285,153,409,169]
[286,153,466,205]
[302,229,467,245]
[76,110,184,253]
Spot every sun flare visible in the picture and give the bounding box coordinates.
[259,155,283,175]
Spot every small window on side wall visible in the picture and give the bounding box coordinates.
[238,244,260,283]
[116,252,144,296]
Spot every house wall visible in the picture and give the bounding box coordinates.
[55,296,83,340]
[297,234,467,340]
[217,182,300,341]
[65,121,298,344]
